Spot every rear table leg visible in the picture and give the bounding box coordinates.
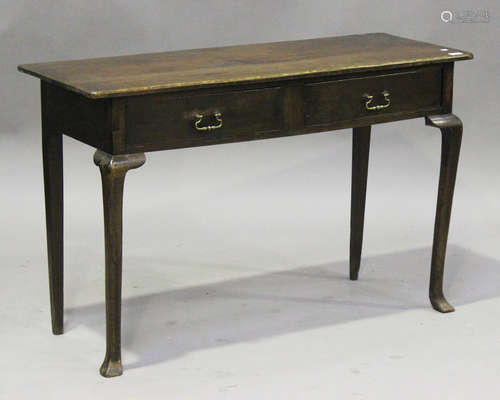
[350,125,371,280]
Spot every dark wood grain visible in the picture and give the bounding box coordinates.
[39,65,449,155]
[304,65,442,127]
[18,33,472,98]
[41,91,64,335]
[425,114,463,313]
[441,63,454,114]
[41,81,113,152]
[20,33,473,377]
[94,151,146,377]
[120,65,446,154]
[125,86,283,153]
[350,126,371,281]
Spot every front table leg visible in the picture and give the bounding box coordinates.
[425,114,463,313]
[94,150,146,377]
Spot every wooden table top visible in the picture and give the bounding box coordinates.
[18,33,472,99]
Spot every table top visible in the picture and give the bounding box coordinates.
[18,33,472,99]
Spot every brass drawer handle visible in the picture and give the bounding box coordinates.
[362,90,391,111]
[194,112,223,131]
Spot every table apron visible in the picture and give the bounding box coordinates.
[42,63,452,155]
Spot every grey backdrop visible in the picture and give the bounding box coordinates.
[1,1,499,399]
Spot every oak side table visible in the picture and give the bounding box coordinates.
[18,33,473,377]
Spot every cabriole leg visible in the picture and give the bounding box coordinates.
[94,150,146,377]
[425,114,463,313]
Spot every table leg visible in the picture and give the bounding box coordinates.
[42,129,64,335]
[350,125,371,280]
[425,114,463,313]
[94,150,146,377]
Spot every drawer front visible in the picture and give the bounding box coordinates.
[125,87,283,152]
[303,66,442,127]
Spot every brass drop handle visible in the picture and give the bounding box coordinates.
[194,112,223,131]
[362,90,391,111]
